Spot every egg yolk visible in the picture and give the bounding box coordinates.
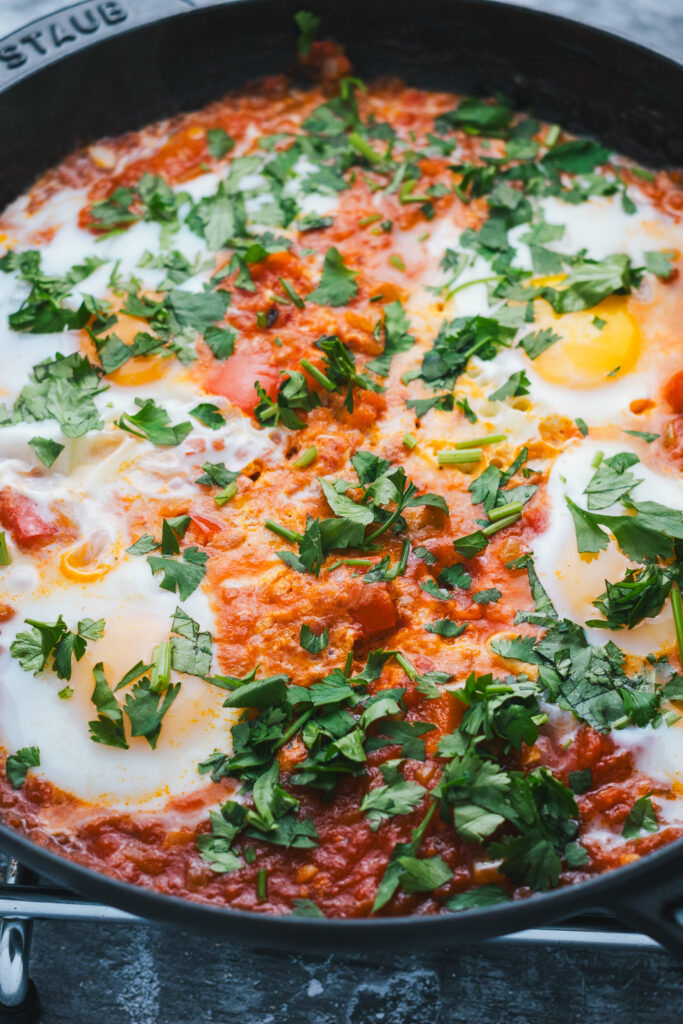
[530,294,641,388]
[84,307,169,387]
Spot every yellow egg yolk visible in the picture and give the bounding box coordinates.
[530,294,641,388]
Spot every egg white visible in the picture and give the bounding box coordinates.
[533,438,683,657]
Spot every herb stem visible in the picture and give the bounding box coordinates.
[150,641,171,693]
[0,532,10,566]
[394,651,417,681]
[348,132,383,164]
[300,358,336,392]
[256,868,268,902]
[293,445,318,469]
[438,449,482,466]
[488,501,523,523]
[456,434,506,450]
[214,482,237,507]
[276,709,314,751]
[278,277,305,309]
[544,124,561,147]
[672,586,683,666]
[446,275,503,299]
[403,432,417,450]
[344,558,374,567]
[265,519,303,544]
[482,512,521,536]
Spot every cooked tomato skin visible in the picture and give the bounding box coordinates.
[206,350,280,413]
[663,369,683,412]
[0,489,57,547]
[352,584,398,636]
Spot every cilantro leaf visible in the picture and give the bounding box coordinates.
[489,370,530,402]
[566,497,611,553]
[453,530,488,557]
[116,398,192,446]
[367,301,415,376]
[361,776,426,831]
[308,247,358,306]
[622,794,658,839]
[519,328,560,360]
[6,746,40,789]
[11,615,104,680]
[124,679,181,749]
[541,139,610,173]
[644,250,675,279]
[295,9,321,56]
[207,128,235,159]
[170,607,213,676]
[196,461,239,488]
[424,618,467,637]
[89,662,128,749]
[541,255,642,314]
[472,588,502,605]
[204,325,237,360]
[190,403,226,429]
[446,884,510,911]
[624,429,660,443]
[147,547,208,600]
[28,436,64,467]
[396,854,452,893]
[12,352,105,438]
[584,451,641,510]
[299,623,329,654]
[588,563,672,631]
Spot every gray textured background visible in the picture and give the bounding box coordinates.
[2,0,683,1021]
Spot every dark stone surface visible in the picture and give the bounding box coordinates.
[1,1,683,1021]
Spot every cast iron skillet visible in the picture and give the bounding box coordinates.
[1,0,683,957]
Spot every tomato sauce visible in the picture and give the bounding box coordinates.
[1,57,682,921]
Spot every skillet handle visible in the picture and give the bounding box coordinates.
[0,0,226,89]
[599,874,683,959]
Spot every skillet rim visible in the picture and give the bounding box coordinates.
[0,0,682,952]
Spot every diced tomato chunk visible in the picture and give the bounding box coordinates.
[663,369,683,413]
[0,489,57,547]
[206,349,279,413]
[191,514,223,537]
[353,584,397,637]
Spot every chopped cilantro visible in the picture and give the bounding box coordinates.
[6,746,40,789]
[308,247,359,306]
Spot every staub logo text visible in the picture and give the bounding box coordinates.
[0,2,128,71]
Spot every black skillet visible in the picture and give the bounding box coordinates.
[1,0,683,956]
